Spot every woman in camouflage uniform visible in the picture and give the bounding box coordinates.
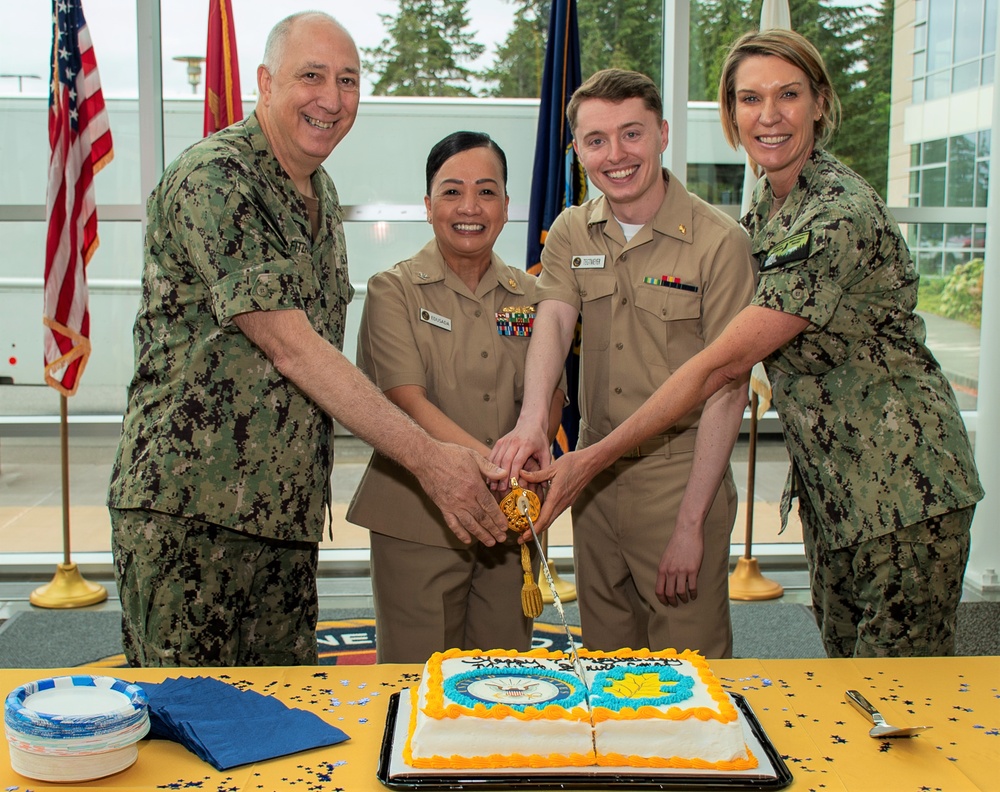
[519,29,983,659]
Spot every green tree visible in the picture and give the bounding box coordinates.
[486,0,893,198]
[487,0,662,97]
[364,0,486,96]
[483,0,549,97]
[830,0,893,195]
[577,0,662,85]
[690,0,755,102]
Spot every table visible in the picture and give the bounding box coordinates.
[2,658,998,791]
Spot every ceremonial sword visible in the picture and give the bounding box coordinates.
[516,491,590,692]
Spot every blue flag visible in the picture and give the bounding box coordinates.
[527,0,587,456]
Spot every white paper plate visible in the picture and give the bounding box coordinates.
[8,741,138,783]
[5,675,147,739]
[7,714,150,755]
[4,675,149,782]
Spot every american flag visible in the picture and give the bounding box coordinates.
[44,0,113,396]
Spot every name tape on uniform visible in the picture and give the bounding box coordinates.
[419,309,452,331]
[571,255,606,269]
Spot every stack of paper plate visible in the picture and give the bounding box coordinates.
[4,675,149,782]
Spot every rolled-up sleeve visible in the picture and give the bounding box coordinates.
[753,267,843,330]
[169,163,316,330]
[211,264,317,327]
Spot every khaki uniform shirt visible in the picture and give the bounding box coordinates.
[108,112,353,542]
[534,169,756,444]
[747,149,983,549]
[348,240,562,549]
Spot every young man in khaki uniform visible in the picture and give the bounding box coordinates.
[492,70,756,657]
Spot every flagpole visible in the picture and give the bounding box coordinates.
[729,392,783,600]
[35,0,111,608]
[528,0,584,606]
[29,395,107,609]
[729,3,792,602]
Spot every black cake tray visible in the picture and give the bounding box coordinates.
[376,691,792,790]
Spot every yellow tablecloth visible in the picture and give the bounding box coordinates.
[2,658,998,791]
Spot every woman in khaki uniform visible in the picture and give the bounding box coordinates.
[347,132,564,663]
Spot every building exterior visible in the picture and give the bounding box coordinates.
[890,0,993,277]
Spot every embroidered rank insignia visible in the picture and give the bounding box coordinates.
[496,305,536,336]
[761,231,811,271]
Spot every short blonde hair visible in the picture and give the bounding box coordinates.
[717,29,841,151]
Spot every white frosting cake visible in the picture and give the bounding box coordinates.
[403,648,757,771]
[582,649,751,768]
[404,648,595,768]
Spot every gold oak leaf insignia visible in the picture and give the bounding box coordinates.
[605,672,673,699]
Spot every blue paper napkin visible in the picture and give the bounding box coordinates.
[139,676,350,770]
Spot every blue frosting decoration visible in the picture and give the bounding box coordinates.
[443,666,586,712]
[589,665,695,710]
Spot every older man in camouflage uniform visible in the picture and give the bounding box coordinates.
[108,12,508,667]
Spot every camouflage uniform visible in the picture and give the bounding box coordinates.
[745,148,983,657]
[110,507,319,666]
[107,111,353,666]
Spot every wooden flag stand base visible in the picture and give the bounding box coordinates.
[30,395,108,609]
[30,562,108,609]
[729,391,783,602]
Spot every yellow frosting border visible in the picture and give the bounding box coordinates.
[595,747,759,771]
[406,648,758,772]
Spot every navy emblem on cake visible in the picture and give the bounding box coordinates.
[444,668,585,711]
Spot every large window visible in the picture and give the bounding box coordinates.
[0,1,753,416]
[913,0,997,101]
[907,130,990,276]
[0,0,990,564]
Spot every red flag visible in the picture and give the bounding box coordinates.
[204,0,242,135]
[44,0,113,397]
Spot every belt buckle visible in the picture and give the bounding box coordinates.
[622,446,642,459]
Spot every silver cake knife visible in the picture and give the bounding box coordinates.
[517,492,590,693]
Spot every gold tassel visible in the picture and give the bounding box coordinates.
[500,477,543,619]
[519,543,543,618]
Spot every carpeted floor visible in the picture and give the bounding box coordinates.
[1,601,996,668]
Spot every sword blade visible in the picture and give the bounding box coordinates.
[518,496,589,692]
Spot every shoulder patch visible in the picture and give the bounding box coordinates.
[761,231,811,271]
